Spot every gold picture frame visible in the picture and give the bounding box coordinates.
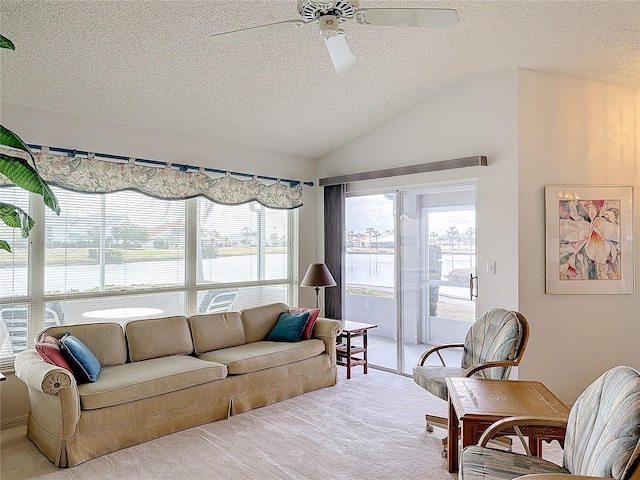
[545,185,634,294]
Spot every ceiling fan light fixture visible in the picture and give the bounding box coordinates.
[319,15,340,38]
[324,31,358,75]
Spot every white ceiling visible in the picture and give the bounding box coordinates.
[1,1,639,160]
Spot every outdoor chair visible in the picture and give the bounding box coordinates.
[459,365,640,480]
[412,308,530,456]
[199,289,238,314]
[0,306,62,354]
[0,317,14,357]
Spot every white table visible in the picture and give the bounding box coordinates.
[82,307,163,322]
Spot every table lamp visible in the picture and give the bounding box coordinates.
[300,263,337,309]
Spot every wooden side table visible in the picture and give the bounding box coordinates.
[445,377,569,473]
[336,320,377,379]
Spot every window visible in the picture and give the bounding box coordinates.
[196,200,289,284]
[45,188,186,295]
[0,187,29,297]
[0,188,296,368]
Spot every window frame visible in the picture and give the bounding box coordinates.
[0,191,297,370]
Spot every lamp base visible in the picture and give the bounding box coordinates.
[314,287,320,309]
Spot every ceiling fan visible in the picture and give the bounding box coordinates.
[211,0,459,75]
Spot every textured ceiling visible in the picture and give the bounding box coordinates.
[1,1,639,159]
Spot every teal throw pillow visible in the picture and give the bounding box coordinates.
[59,332,102,383]
[265,312,310,342]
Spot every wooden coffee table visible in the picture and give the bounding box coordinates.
[445,377,569,472]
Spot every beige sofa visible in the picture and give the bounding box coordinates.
[14,303,342,467]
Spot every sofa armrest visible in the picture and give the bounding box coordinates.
[14,349,81,439]
[417,343,465,367]
[15,350,77,394]
[312,318,343,367]
[313,317,343,338]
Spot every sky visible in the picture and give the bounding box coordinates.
[346,193,474,237]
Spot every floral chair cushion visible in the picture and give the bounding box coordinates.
[563,365,640,479]
[460,308,524,380]
[462,446,569,479]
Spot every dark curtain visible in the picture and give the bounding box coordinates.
[323,184,345,319]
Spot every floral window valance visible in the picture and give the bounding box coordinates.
[0,148,304,209]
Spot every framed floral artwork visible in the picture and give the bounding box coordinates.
[545,185,634,294]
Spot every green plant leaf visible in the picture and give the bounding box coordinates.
[0,240,11,252]
[0,35,15,50]
[0,202,34,237]
[0,153,60,214]
[0,124,35,164]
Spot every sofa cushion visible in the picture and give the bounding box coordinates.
[78,355,227,410]
[189,312,245,354]
[289,308,320,340]
[60,332,102,383]
[41,323,127,367]
[265,312,310,342]
[198,339,325,375]
[240,303,289,343]
[35,333,75,374]
[126,316,193,362]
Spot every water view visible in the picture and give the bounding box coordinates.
[1,252,475,296]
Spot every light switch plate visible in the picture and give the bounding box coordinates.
[487,261,496,275]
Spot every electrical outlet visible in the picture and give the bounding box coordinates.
[487,261,496,275]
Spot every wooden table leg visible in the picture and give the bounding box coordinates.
[363,330,368,374]
[346,331,352,380]
[448,398,458,472]
[529,437,542,457]
[461,419,475,450]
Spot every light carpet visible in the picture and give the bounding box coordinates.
[1,369,562,479]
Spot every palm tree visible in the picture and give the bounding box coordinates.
[240,226,255,246]
[372,230,381,249]
[446,226,458,251]
[365,227,375,248]
[465,227,475,249]
[430,231,439,244]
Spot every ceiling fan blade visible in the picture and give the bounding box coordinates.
[211,20,308,44]
[355,8,459,30]
[324,31,358,75]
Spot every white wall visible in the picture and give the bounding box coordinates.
[317,69,521,320]
[517,70,640,402]
[0,103,319,425]
[1,104,313,180]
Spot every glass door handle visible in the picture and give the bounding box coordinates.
[469,273,478,300]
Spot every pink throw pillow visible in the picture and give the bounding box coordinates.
[39,332,59,346]
[290,308,320,340]
[35,333,75,374]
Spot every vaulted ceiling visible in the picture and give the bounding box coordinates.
[1,1,639,159]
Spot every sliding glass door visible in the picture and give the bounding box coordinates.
[344,194,397,369]
[344,183,476,375]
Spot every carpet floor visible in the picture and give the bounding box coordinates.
[1,369,562,479]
